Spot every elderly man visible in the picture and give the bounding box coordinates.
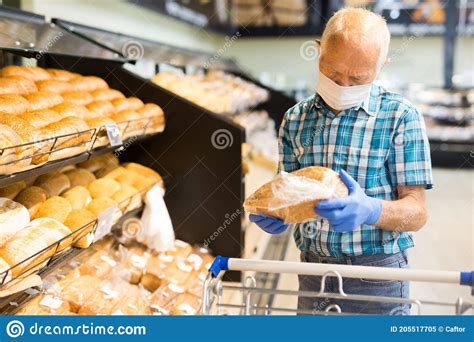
[250,8,433,315]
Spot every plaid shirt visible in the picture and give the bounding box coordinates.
[279,84,433,257]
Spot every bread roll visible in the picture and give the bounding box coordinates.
[86,100,115,118]
[111,109,140,122]
[87,178,121,198]
[34,196,72,222]
[87,197,117,217]
[138,103,164,117]
[77,153,119,173]
[47,68,80,81]
[63,208,96,248]
[19,109,63,128]
[124,163,163,186]
[14,186,48,217]
[63,168,96,187]
[92,88,125,101]
[0,66,50,81]
[0,181,26,199]
[62,186,91,210]
[244,166,349,223]
[0,198,30,247]
[106,167,154,192]
[0,94,30,114]
[61,91,93,106]
[94,163,119,178]
[51,102,92,120]
[112,185,141,212]
[25,91,63,110]
[112,97,144,112]
[69,76,108,92]
[0,76,37,94]
[35,173,71,196]
[36,79,72,93]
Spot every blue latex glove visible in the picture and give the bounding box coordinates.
[315,169,382,233]
[249,214,289,234]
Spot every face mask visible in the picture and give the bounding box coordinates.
[317,72,372,111]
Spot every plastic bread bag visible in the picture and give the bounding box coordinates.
[244,166,348,224]
[139,184,175,252]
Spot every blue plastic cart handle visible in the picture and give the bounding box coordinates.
[460,271,474,294]
[209,256,229,278]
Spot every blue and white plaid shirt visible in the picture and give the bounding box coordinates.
[279,84,433,257]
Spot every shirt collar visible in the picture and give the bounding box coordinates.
[313,84,380,117]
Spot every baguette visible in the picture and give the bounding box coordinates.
[63,168,96,187]
[0,66,50,81]
[92,88,125,101]
[35,173,71,196]
[0,94,30,114]
[0,198,30,247]
[0,76,37,94]
[36,79,72,93]
[14,186,48,218]
[34,196,72,223]
[24,91,63,110]
[69,76,108,92]
[112,97,144,112]
[61,91,93,106]
[46,68,80,81]
[61,186,92,210]
[87,178,121,198]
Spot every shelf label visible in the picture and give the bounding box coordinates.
[105,123,122,147]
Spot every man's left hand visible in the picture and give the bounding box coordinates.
[315,169,382,232]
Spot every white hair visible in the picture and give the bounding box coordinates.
[321,7,391,70]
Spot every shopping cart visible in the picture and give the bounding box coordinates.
[201,256,474,315]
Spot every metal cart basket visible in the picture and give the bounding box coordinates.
[201,256,474,315]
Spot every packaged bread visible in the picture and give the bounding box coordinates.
[112,185,141,212]
[78,281,124,315]
[0,66,50,81]
[60,274,101,312]
[16,294,71,315]
[77,153,119,173]
[124,163,163,187]
[52,102,92,120]
[63,208,96,248]
[140,253,173,292]
[161,260,194,285]
[47,68,80,81]
[0,94,30,114]
[19,109,64,128]
[169,239,193,259]
[25,91,63,110]
[61,91,93,106]
[86,100,115,117]
[168,292,202,315]
[79,250,117,278]
[112,97,144,112]
[36,79,72,93]
[69,76,108,92]
[61,186,92,210]
[0,181,26,199]
[110,283,151,315]
[34,196,72,222]
[35,173,71,196]
[88,178,121,198]
[92,88,124,101]
[120,244,150,284]
[63,168,96,187]
[0,76,37,94]
[0,198,30,247]
[149,283,185,314]
[14,186,48,217]
[244,166,349,224]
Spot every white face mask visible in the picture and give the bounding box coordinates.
[317,72,372,111]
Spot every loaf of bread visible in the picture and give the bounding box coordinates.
[61,91,93,106]
[88,178,121,198]
[0,94,30,114]
[63,208,96,248]
[112,97,144,112]
[69,76,108,92]
[47,68,80,81]
[0,76,38,94]
[34,196,72,223]
[61,186,91,210]
[25,91,63,110]
[110,283,151,315]
[36,79,72,93]
[14,186,48,217]
[92,88,125,101]
[16,294,71,315]
[244,166,349,223]
[121,244,149,284]
[29,217,74,252]
[0,198,30,247]
[60,274,101,312]
[0,66,51,81]
[78,281,126,315]
[149,283,185,313]
[78,250,116,278]
[35,173,71,197]
[63,168,96,187]
[87,100,115,118]
[19,109,64,128]
[0,181,26,199]
[169,292,201,315]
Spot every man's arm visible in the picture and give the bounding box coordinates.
[377,185,427,232]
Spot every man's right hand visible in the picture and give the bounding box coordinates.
[249,214,289,234]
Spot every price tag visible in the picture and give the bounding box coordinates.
[94,205,120,242]
[105,122,122,147]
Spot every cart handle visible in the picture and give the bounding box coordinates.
[209,256,474,292]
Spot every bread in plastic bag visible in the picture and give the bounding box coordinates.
[244,166,348,224]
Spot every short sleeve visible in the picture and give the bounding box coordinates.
[388,107,433,189]
[278,108,300,173]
